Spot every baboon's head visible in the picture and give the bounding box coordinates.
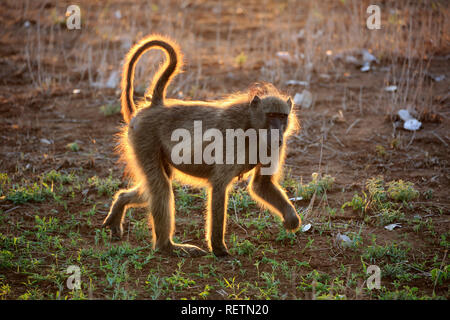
[250,95,294,147]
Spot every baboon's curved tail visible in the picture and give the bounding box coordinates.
[121,35,183,123]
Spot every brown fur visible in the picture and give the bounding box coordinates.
[102,35,301,257]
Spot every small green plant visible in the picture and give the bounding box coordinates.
[386,180,419,202]
[94,228,110,246]
[132,218,150,242]
[0,173,10,196]
[43,170,75,185]
[430,265,449,286]
[66,142,80,152]
[6,183,52,204]
[378,207,404,225]
[362,243,408,264]
[411,217,434,233]
[297,270,332,297]
[228,187,256,214]
[0,281,11,299]
[390,138,400,149]
[222,277,248,299]
[231,239,257,257]
[362,243,412,280]
[235,52,248,68]
[0,250,14,268]
[257,272,280,299]
[342,192,368,215]
[366,177,387,203]
[377,286,433,300]
[163,261,196,292]
[198,284,214,299]
[145,272,165,299]
[281,169,297,189]
[423,188,433,200]
[375,144,386,157]
[295,173,335,200]
[88,174,120,196]
[276,222,298,244]
[174,185,196,214]
[439,233,450,249]
[34,215,60,234]
[100,103,121,116]
[342,177,418,226]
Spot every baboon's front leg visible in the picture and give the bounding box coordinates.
[208,185,230,257]
[249,169,301,231]
[102,187,146,240]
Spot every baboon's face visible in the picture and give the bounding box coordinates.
[250,95,293,147]
[266,111,289,146]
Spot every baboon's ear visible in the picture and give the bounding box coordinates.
[287,97,293,111]
[250,95,261,108]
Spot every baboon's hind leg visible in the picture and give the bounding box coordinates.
[146,165,207,257]
[102,187,146,240]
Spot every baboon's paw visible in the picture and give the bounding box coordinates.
[102,215,123,240]
[212,246,231,258]
[161,244,207,258]
[102,210,123,228]
[283,213,301,231]
[213,250,231,258]
[106,224,123,241]
[177,244,208,257]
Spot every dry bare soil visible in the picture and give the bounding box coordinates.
[0,0,449,299]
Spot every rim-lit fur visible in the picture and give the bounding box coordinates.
[120,34,183,123]
[105,35,301,257]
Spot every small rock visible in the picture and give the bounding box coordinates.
[384,223,402,231]
[360,62,371,72]
[301,223,312,232]
[384,85,397,92]
[398,109,414,121]
[345,55,359,65]
[432,74,445,82]
[404,119,421,131]
[286,80,308,86]
[276,51,292,63]
[105,71,119,89]
[319,74,331,80]
[361,49,378,63]
[296,29,305,40]
[293,90,313,108]
[425,72,445,82]
[40,138,52,145]
[336,233,352,247]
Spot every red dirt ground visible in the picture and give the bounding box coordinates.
[0,0,448,299]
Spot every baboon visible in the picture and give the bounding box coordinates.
[102,35,301,257]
